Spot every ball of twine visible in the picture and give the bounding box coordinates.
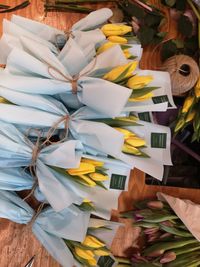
[162,55,199,96]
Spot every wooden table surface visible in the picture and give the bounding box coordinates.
[0,1,199,266]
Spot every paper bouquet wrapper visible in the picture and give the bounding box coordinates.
[36,154,131,220]
[0,87,125,159]
[0,37,132,117]
[0,167,33,191]
[0,121,85,211]
[87,119,171,181]
[117,120,172,180]
[0,190,90,267]
[124,70,176,113]
[0,8,112,64]
[157,192,200,242]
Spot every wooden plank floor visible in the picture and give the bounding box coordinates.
[0,1,199,266]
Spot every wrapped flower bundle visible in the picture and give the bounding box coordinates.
[120,193,200,267]
[0,189,120,267]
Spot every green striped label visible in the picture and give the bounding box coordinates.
[138,112,151,122]
[98,256,115,267]
[151,133,167,148]
[110,174,126,190]
[152,95,172,107]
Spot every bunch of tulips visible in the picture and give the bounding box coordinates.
[120,199,200,267]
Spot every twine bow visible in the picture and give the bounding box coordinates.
[48,57,97,95]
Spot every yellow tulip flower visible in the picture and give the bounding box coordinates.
[185,110,195,123]
[174,118,185,132]
[87,258,97,266]
[127,75,153,89]
[89,173,109,181]
[97,41,116,54]
[81,158,104,167]
[101,24,132,37]
[114,127,135,138]
[83,198,91,203]
[129,92,154,102]
[94,249,110,256]
[67,162,95,176]
[115,115,138,123]
[82,235,105,248]
[123,49,132,59]
[107,35,128,44]
[182,95,195,113]
[103,61,138,82]
[122,144,142,156]
[125,136,146,147]
[0,97,9,103]
[79,174,96,187]
[75,247,94,260]
[194,76,200,98]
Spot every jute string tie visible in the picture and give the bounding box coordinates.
[47,57,97,94]
[23,115,70,201]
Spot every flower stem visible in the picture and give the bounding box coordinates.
[45,3,94,13]
[187,0,200,21]
[55,0,117,3]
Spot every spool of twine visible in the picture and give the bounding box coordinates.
[162,55,200,96]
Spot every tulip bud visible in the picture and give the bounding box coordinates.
[185,110,195,123]
[127,75,153,89]
[125,136,146,147]
[101,24,132,37]
[122,144,142,156]
[147,201,164,210]
[129,92,154,102]
[174,117,185,132]
[94,249,110,256]
[75,247,95,260]
[147,249,164,257]
[114,127,136,138]
[103,61,138,82]
[194,76,200,98]
[89,172,109,181]
[97,41,116,54]
[108,35,128,44]
[87,258,97,266]
[160,251,176,264]
[144,227,159,235]
[82,235,105,248]
[79,174,96,187]
[182,95,195,113]
[67,162,95,176]
[81,158,104,167]
[123,49,132,59]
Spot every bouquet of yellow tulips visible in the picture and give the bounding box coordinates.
[66,158,109,188]
[65,234,110,266]
[175,76,200,142]
[98,24,141,60]
[64,218,120,267]
[102,62,159,103]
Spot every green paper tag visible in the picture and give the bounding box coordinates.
[152,95,172,107]
[138,112,151,122]
[151,133,167,148]
[98,256,115,267]
[110,174,126,190]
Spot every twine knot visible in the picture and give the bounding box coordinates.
[28,202,45,228]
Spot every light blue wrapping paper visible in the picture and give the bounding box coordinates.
[0,89,125,159]
[0,36,131,117]
[0,8,113,64]
[0,190,90,267]
[0,167,33,191]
